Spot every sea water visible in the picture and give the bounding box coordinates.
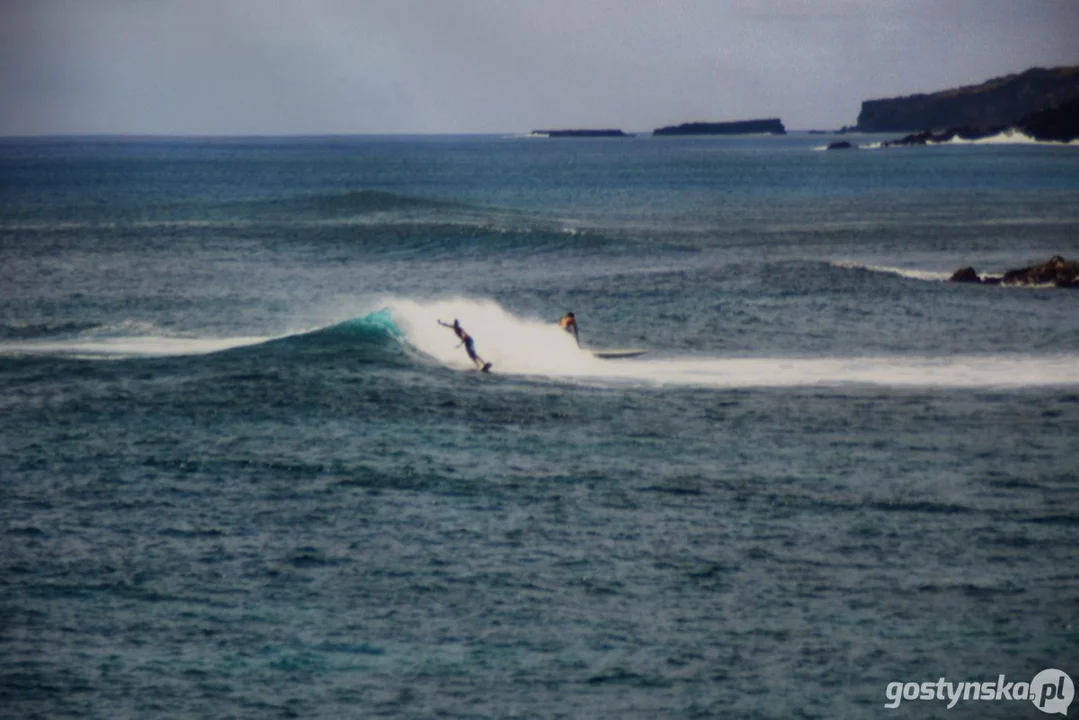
[1,134,1078,718]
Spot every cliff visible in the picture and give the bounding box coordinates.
[881,95,1079,147]
[653,119,786,136]
[1017,96,1079,143]
[855,66,1079,133]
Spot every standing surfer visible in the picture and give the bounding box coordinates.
[438,319,491,371]
[559,312,580,347]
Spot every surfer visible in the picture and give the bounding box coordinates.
[559,312,580,347]
[438,319,490,371]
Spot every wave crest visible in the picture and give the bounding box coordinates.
[6,298,1078,388]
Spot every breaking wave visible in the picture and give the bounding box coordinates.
[5,298,1078,388]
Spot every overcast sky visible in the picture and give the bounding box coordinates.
[2,0,1078,135]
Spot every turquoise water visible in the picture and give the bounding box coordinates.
[2,134,1078,718]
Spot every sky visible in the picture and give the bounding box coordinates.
[2,0,1078,136]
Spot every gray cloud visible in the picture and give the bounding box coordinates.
[2,0,1078,135]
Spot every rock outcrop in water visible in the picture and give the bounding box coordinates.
[950,256,1079,288]
[949,267,982,284]
[653,119,786,136]
[881,125,1003,147]
[856,66,1079,133]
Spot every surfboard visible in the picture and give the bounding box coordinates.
[481,362,492,372]
[590,349,646,359]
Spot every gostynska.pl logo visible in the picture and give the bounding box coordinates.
[884,668,1073,714]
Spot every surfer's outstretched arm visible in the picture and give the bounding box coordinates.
[436,321,461,346]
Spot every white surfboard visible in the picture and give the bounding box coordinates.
[590,348,646,359]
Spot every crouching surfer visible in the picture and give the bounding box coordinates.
[438,319,491,372]
[559,312,580,347]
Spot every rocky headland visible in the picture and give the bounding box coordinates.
[880,95,1079,147]
[855,66,1079,133]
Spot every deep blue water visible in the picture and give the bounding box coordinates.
[2,134,1078,718]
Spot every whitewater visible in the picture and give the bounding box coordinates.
[5,297,1079,389]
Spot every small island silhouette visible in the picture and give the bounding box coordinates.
[653,119,786,136]
[531,129,632,138]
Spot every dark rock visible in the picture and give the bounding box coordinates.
[881,95,1079,147]
[1017,96,1079,143]
[826,141,853,150]
[949,267,981,283]
[950,256,1079,288]
[881,125,1007,148]
[883,130,932,147]
[653,119,786,136]
[532,129,631,138]
[856,65,1079,133]
[1000,256,1079,287]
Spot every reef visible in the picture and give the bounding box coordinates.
[950,256,1079,288]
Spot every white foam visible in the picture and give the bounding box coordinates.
[831,261,952,282]
[0,335,273,359]
[388,297,1079,388]
[390,297,599,375]
[591,355,1079,389]
[844,131,1077,150]
[935,129,1078,147]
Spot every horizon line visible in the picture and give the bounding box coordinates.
[0,128,858,141]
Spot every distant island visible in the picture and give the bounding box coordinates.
[653,119,786,136]
[531,129,631,138]
[854,66,1079,133]
[527,66,1079,143]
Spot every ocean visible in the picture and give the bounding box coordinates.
[1,133,1077,718]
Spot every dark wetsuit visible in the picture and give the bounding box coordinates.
[456,328,479,362]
